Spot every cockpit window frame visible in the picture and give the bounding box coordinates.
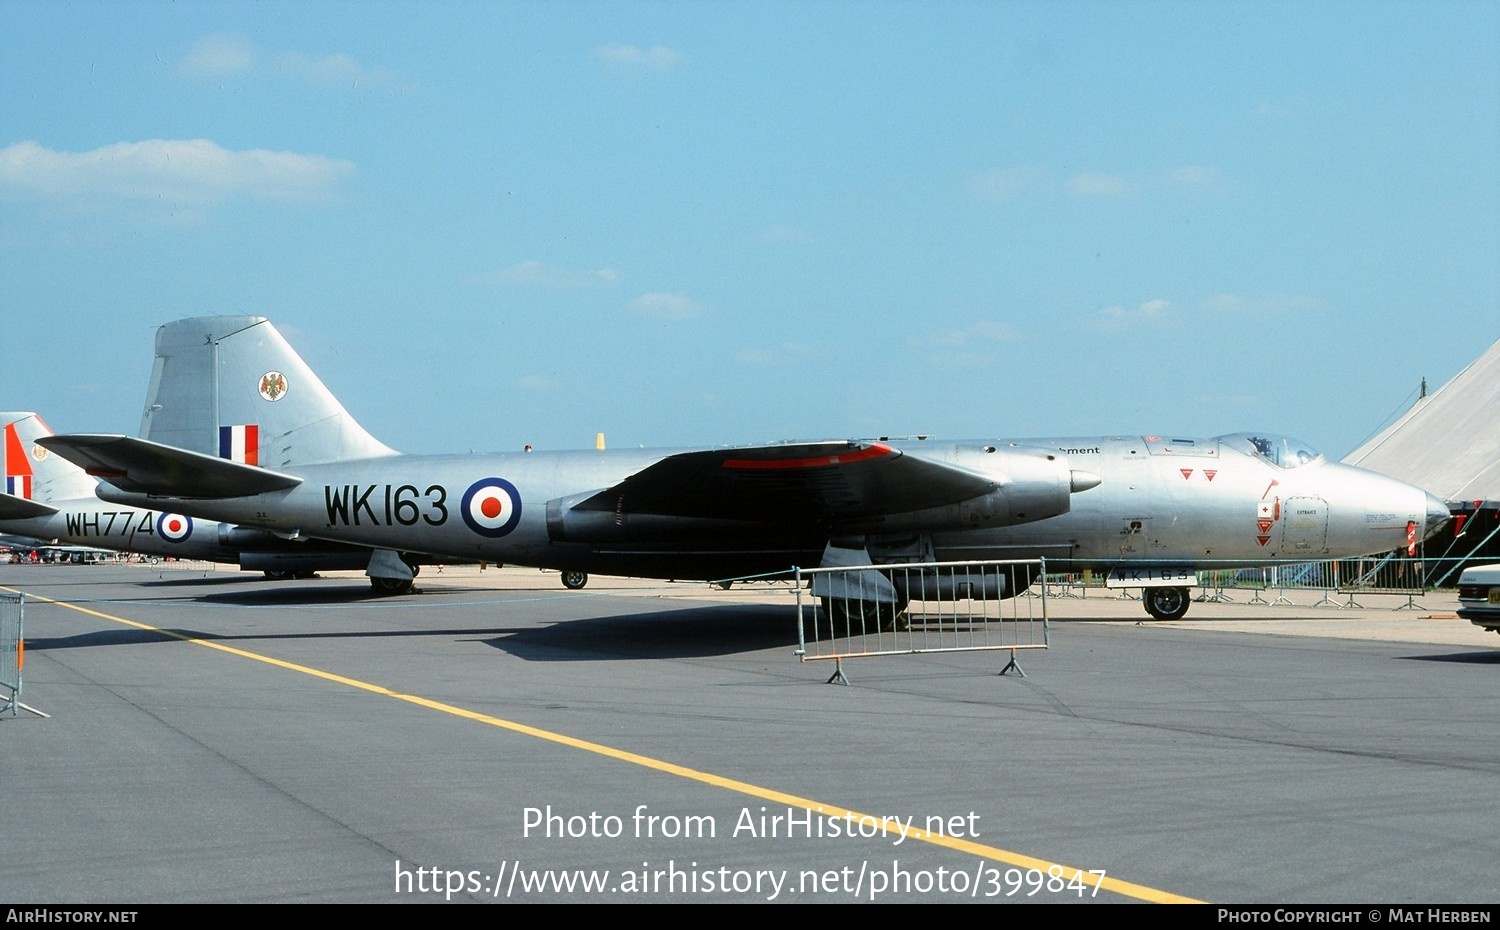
[1214,432,1325,470]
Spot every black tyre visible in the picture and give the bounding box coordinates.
[561,570,588,590]
[818,598,908,636]
[370,576,414,596]
[1144,586,1190,621]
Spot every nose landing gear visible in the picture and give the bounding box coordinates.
[1143,586,1190,621]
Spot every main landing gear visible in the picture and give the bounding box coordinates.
[1143,586,1191,621]
[370,563,420,596]
[816,597,909,637]
[561,570,589,590]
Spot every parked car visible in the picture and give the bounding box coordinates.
[1456,563,1500,634]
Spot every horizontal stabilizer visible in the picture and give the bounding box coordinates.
[0,491,57,520]
[576,440,998,522]
[37,435,303,499]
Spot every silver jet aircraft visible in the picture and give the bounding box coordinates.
[1,411,376,576]
[40,317,1449,620]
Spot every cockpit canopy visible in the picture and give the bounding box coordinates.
[1215,432,1324,469]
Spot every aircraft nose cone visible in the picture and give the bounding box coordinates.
[1424,492,1452,538]
[1070,470,1102,493]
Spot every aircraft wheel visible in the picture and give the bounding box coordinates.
[818,599,907,636]
[263,570,292,581]
[370,576,414,596]
[1144,586,1190,621]
[561,570,588,590]
[817,598,850,637]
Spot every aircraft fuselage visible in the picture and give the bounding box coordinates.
[92,432,1443,582]
[0,500,239,563]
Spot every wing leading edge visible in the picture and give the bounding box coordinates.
[36,435,303,498]
[574,441,1000,523]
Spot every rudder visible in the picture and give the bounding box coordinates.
[139,317,396,468]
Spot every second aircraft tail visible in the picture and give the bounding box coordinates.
[2,412,97,504]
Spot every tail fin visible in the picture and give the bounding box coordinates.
[140,316,396,468]
[1,412,97,504]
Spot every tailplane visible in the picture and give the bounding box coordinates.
[140,316,396,468]
[2,412,96,504]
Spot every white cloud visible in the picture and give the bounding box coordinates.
[478,260,621,290]
[1168,165,1217,188]
[1094,298,1171,330]
[1201,293,1324,316]
[1067,172,1131,197]
[515,375,559,392]
[177,33,405,91]
[596,43,683,71]
[0,140,355,205]
[178,33,256,76]
[974,165,1220,202]
[628,292,707,320]
[274,51,402,89]
[916,320,1019,347]
[757,224,813,245]
[1192,392,1259,409]
[969,165,1048,202]
[737,343,813,366]
[1256,95,1310,117]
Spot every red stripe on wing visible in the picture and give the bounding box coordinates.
[722,443,894,470]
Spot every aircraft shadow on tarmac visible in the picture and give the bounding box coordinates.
[1398,650,1500,665]
[478,605,804,661]
[23,628,181,650]
[169,579,809,659]
[24,593,804,661]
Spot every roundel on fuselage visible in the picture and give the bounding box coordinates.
[157,512,194,543]
[461,477,523,537]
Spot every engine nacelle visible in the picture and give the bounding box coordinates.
[835,446,1080,535]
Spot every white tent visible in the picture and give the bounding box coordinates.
[1343,338,1500,504]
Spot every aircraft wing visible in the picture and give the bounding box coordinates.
[574,441,998,522]
[0,492,57,520]
[36,434,303,498]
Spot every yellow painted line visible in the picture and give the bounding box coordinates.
[14,587,1201,903]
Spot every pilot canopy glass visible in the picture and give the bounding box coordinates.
[1218,432,1326,468]
[1215,432,1324,469]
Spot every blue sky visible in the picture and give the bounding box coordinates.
[3,1,1496,460]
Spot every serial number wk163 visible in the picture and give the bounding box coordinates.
[324,484,449,527]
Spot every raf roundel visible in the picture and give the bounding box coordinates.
[460,477,523,538]
[156,513,194,543]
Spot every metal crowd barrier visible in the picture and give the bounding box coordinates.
[0,592,21,716]
[794,559,1048,684]
[1029,556,1440,610]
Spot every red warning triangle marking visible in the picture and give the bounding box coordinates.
[1203,469,1217,481]
[1258,519,1274,533]
[1256,535,1272,547]
[1180,469,1193,480]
